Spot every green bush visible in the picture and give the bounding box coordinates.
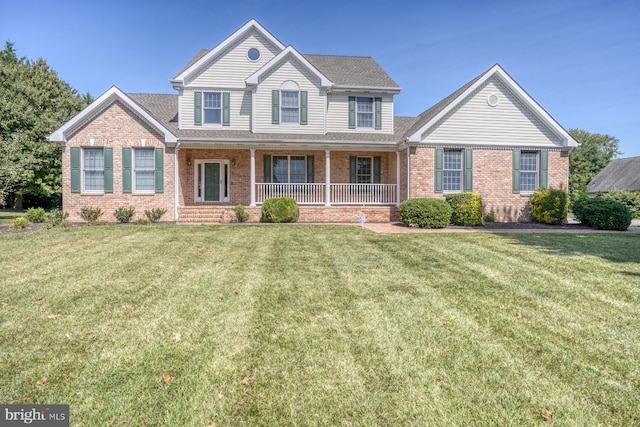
[114,207,135,223]
[261,198,299,223]
[602,190,640,218]
[45,209,69,228]
[79,207,103,224]
[572,196,632,230]
[233,205,250,223]
[11,216,29,230]
[484,211,495,222]
[25,207,46,223]
[144,208,167,223]
[399,198,452,229]
[530,188,568,225]
[445,192,483,226]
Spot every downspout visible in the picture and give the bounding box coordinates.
[406,141,411,200]
[175,142,180,221]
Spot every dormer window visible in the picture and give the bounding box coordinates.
[194,91,230,126]
[348,96,382,130]
[204,92,221,124]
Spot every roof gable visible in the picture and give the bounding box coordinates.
[171,19,285,85]
[48,86,177,143]
[246,46,332,88]
[405,64,578,147]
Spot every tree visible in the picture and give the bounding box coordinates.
[0,41,89,207]
[568,129,620,201]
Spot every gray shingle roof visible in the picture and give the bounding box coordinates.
[173,49,209,79]
[303,54,400,89]
[587,157,640,193]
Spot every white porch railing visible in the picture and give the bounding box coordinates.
[330,184,397,205]
[255,183,397,205]
[256,183,326,204]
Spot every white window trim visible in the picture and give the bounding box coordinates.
[202,92,222,127]
[81,147,105,194]
[443,149,463,193]
[356,97,374,129]
[520,151,539,194]
[356,156,373,184]
[271,155,307,183]
[133,148,155,194]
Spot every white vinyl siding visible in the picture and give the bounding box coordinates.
[421,76,563,147]
[253,58,325,134]
[179,89,251,130]
[326,93,394,133]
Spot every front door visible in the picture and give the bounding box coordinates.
[195,160,229,202]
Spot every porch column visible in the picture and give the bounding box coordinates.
[325,149,331,206]
[250,148,256,206]
[396,151,401,206]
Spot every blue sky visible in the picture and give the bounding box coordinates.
[1,0,638,156]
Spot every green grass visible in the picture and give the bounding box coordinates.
[0,209,25,225]
[1,225,639,426]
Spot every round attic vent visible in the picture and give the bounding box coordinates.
[487,93,499,107]
[247,48,260,61]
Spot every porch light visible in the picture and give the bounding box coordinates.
[231,158,236,167]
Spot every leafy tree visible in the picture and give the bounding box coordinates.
[568,129,620,201]
[0,41,89,207]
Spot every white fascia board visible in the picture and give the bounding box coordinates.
[172,19,286,85]
[48,86,177,143]
[331,85,402,94]
[245,46,333,89]
[407,64,577,147]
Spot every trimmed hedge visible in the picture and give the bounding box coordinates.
[572,196,632,231]
[530,188,568,225]
[445,192,483,226]
[399,198,452,229]
[261,197,299,223]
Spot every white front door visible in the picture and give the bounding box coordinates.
[194,160,229,203]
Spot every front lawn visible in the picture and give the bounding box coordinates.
[1,225,639,426]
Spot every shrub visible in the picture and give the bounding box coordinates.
[445,192,483,226]
[79,207,103,224]
[114,207,135,223]
[133,218,150,225]
[602,190,640,218]
[11,216,29,230]
[530,188,568,225]
[484,211,495,222]
[399,198,452,229]
[573,196,632,230]
[144,208,167,223]
[45,209,69,228]
[261,198,299,223]
[232,205,250,223]
[25,207,46,223]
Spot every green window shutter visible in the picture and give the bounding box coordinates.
[306,155,314,183]
[540,150,548,188]
[512,149,521,193]
[374,97,382,130]
[464,148,473,191]
[263,155,272,183]
[103,148,113,193]
[373,156,381,183]
[272,90,279,124]
[122,147,132,193]
[300,91,308,125]
[435,148,444,193]
[155,148,164,193]
[348,96,356,129]
[222,92,230,126]
[70,147,81,193]
[349,156,357,183]
[194,92,202,126]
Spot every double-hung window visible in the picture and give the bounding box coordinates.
[203,92,221,125]
[443,150,463,192]
[520,151,538,193]
[83,148,104,192]
[272,155,306,183]
[356,157,373,183]
[356,97,374,128]
[134,148,155,192]
[281,91,299,124]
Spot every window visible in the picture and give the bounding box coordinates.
[443,150,462,192]
[134,148,155,192]
[520,151,538,193]
[281,91,299,124]
[83,148,104,192]
[356,157,373,183]
[357,97,374,128]
[272,155,306,183]
[203,92,221,124]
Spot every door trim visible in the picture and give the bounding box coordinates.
[193,159,230,203]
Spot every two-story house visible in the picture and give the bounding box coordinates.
[50,19,578,223]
